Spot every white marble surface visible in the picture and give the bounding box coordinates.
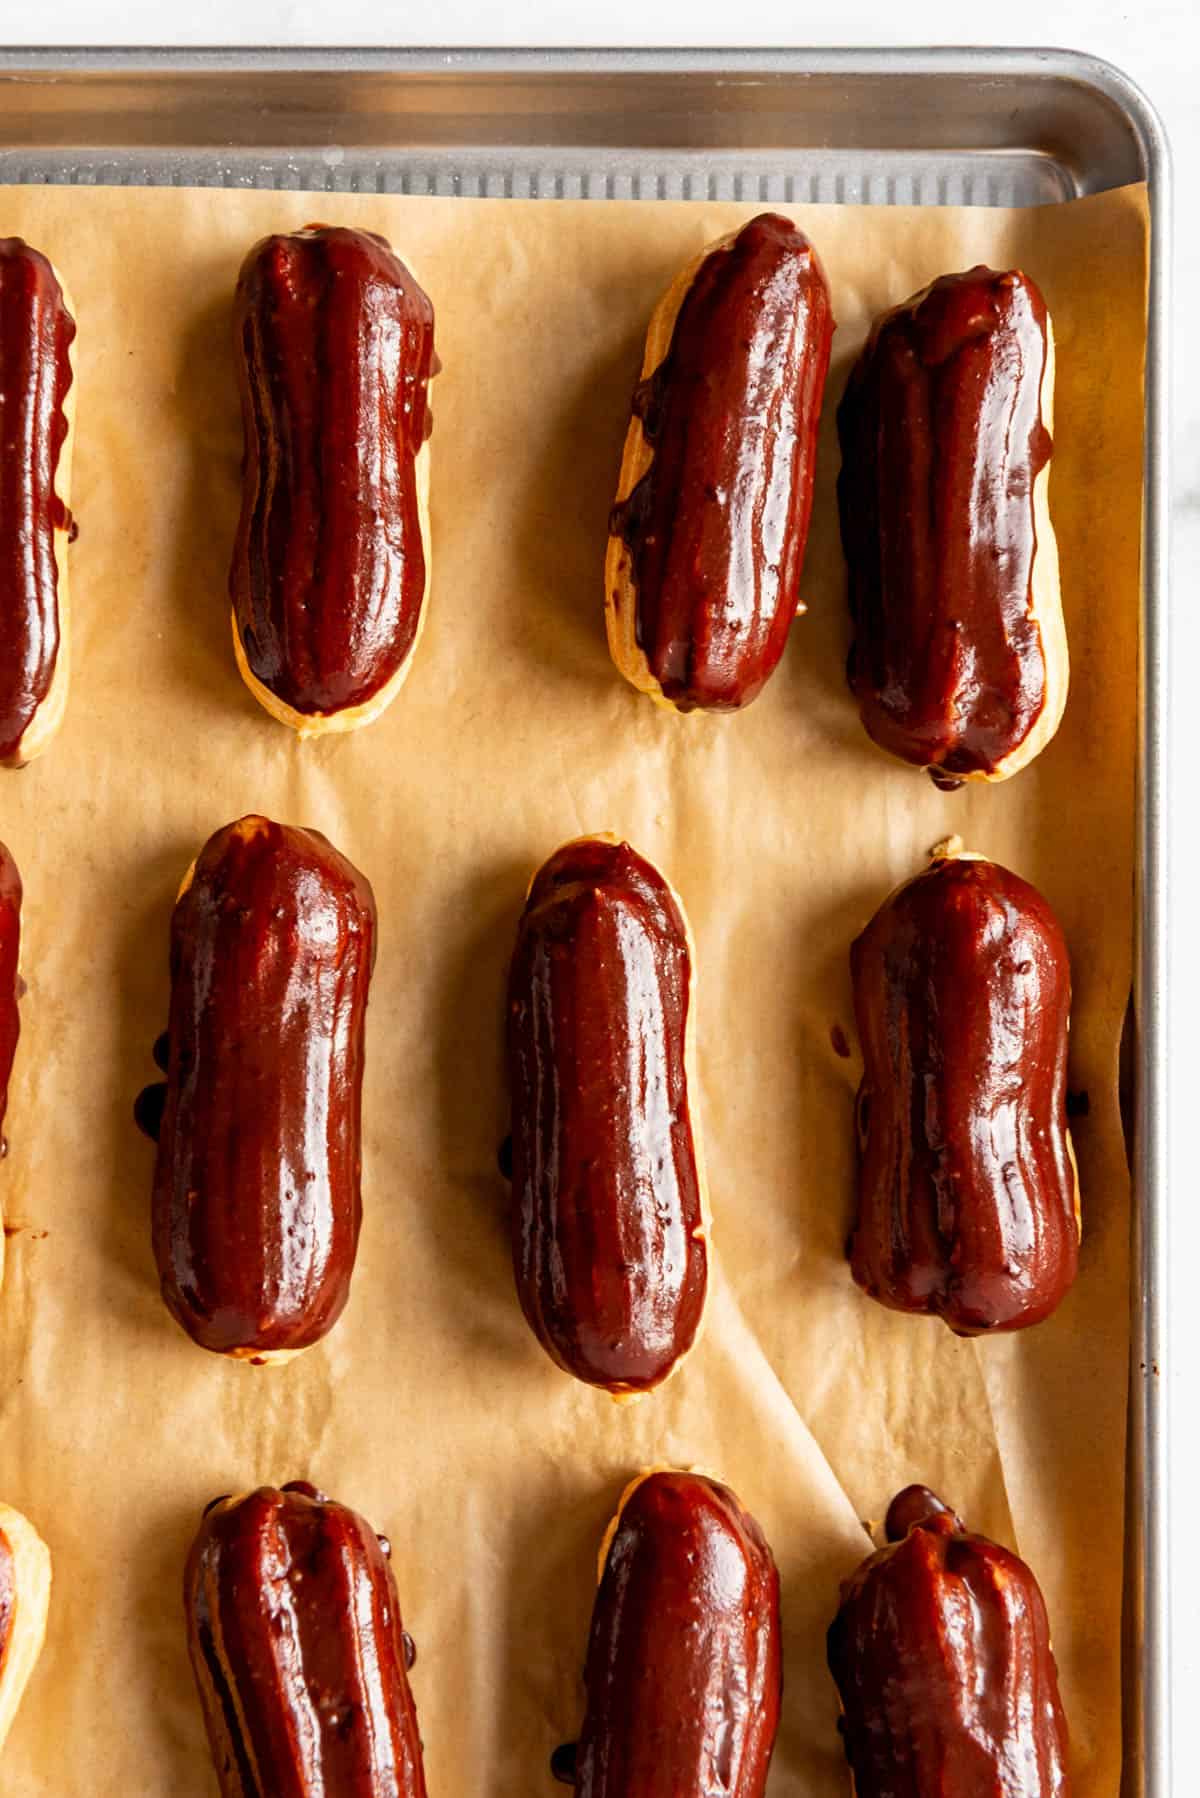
[3,3,1196,1790]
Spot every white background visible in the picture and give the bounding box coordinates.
[0,0,1194,1790]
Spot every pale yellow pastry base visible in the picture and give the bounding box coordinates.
[603,230,739,710]
[232,426,433,737]
[0,1504,51,1757]
[967,310,1070,783]
[11,263,76,768]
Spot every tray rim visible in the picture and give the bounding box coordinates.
[0,43,1172,1798]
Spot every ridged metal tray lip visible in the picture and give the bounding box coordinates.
[0,47,1168,210]
[0,43,1172,1797]
[0,46,1168,176]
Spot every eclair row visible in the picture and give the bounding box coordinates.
[5,815,1081,1379]
[0,815,1079,1364]
[0,1470,1073,1795]
[1,216,1064,784]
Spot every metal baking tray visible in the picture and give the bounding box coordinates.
[0,45,1171,1797]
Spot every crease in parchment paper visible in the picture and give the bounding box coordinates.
[0,180,1146,1796]
[705,1263,872,1542]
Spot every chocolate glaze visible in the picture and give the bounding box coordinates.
[574,1472,781,1797]
[133,1080,167,1142]
[0,1528,13,1675]
[185,1484,426,1798]
[838,267,1054,776]
[151,816,376,1357]
[508,838,706,1392]
[850,853,1077,1333]
[828,1490,1070,1796]
[497,1133,513,1181]
[550,1742,579,1785]
[0,239,74,766]
[0,844,21,1133]
[230,225,435,718]
[281,1481,326,1503]
[885,1484,963,1541]
[611,213,834,711]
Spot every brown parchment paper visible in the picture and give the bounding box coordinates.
[0,179,1146,1796]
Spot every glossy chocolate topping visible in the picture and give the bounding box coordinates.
[828,1491,1070,1796]
[885,1484,962,1542]
[0,239,74,766]
[611,213,834,711]
[550,1742,579,1785]
[231,225,435,717]
[508,838,706,1392]
[574,1472,781,1796]
[849,853,1077,1333]
[151,816,376,1357]
[185,1484,426,1798]
[0,844,21,1133]
[0,1528,13,1675]
[838,267,1053,775]
[133,1080,167,1142]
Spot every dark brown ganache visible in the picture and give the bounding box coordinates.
[185,1482,427,1798]
[611,212,834,711]
[0,844,21,1133]
[230,224,435,717]
[567,1471,781,1796]
[827,1486,1070,1796]
[151,816,376,1358]
[0,238,74,766]
[838,266,1054,777]
[849,852,1077,1334]
[507,837,706,1393]
[0,1526,13,1675]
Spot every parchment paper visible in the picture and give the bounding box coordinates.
[0,180,1147,1795]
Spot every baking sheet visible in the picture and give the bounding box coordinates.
[0,180,1147,1795]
